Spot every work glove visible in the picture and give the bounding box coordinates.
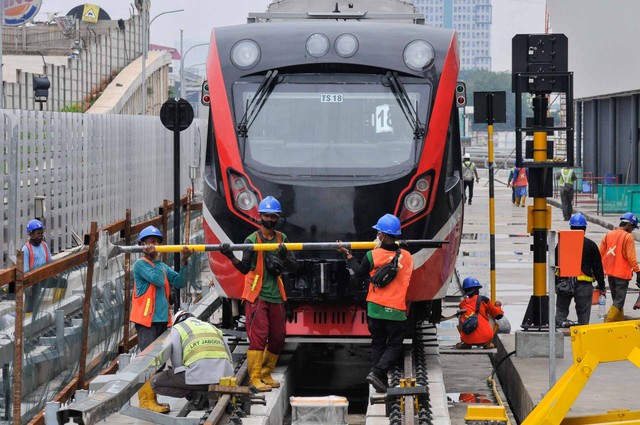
[277,242,288,260]
[220,243,234,259]
[265,254,284,276]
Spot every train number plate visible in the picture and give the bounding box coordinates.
[320,94,343,103]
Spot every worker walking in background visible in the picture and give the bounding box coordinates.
[221,196,297,392]
[512,166,529,207]
[556,166,576,221]
[151,310,234,410]
[338,214,414,393]
[23,219,52,317]
[456,277,504,349]
[131,225,193,413]
[555,213,605,327]
[599,212,640,322]
[462,153,480,205]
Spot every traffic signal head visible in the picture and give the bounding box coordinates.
[201,80,210,106]
[455,82,466,107]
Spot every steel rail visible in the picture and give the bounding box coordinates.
[56,292,222,425]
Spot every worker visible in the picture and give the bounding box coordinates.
[555,213,606,327]
[556,166,576,221]
[131,225,193,413]
[599,212,640,322]
[220,196,297,392]
[462,153,480,205]
[456,277,504,349]
[511,166,528,207]
[337,214,414,393]
[23,219,52,316]
[151,310,233,410]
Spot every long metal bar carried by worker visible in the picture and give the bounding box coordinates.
[112,239,449,254]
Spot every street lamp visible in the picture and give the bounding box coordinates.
[179,31,208,99]
[141,3,184,115]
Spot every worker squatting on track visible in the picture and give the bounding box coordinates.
[456,277,504,350]
[151,310,234,410]
[130,225,193,413]
[221,196,298,392]
[337,213,414,393]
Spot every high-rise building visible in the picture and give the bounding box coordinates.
[412,0,492,70]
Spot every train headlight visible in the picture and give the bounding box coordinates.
[231,39,261,69]
[403,40,435,71]
[236,191,258,211]
[335,34,358,58]
[306,33,330,58]
[404,191,426,213]
[416,178,429,192]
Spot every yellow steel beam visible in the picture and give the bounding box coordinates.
[561,409,640,425]
[465,405,508,422]
[570,321,640,364]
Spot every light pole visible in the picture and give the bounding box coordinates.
[141,3,184,115]
[179,35,208,99]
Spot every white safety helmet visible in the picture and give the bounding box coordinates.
[463,153,471,160]
[173,310,193,326]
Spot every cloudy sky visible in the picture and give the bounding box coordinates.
[37,0,545,72]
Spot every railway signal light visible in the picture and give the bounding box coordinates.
[455,82,467,107]
[201,80,210,106]
[33,75,50,103]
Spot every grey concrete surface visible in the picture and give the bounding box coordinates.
[515,330,564,358]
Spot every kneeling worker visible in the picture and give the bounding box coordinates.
[152,310,234,410]
[456,277,504,349]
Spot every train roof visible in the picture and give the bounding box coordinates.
[211,21,456,78]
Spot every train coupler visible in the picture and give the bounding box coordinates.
[369,378,428,417]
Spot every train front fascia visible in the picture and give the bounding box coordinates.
[204,21,463,332]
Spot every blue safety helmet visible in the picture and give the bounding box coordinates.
[462,277,482,292]
[26,219,44,233]
[620,212,639,229]
[569,213,587,228]
[139,225,163,243]
[372,214,402,236]
[258,196,282,214]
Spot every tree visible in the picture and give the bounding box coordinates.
[459,69,515,131]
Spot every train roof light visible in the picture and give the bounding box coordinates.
[403,40,435,71]
[306,33,330,58]
[335,34,358,58]
[231,39,261,70]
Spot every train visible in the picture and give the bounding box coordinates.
[202,0,464,336]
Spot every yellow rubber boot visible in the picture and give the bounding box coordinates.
[514,197,520,206]
[52,287,66,303]
[247,350,272,392]
[261,350,281,388]
[520,197,526,207]
[138,380,170,413]
[605,305,623,323]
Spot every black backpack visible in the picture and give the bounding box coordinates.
[460,294,483,334]
[370,250,401,289]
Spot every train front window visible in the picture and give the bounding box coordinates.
[232,74,431,178]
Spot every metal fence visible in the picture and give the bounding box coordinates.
[1,109,206,267]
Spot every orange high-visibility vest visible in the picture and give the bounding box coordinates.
[242,231,288,303]
[130,257,173,327]
[24,241,50,269]
[366,248,414,311]
[601,229,636,280]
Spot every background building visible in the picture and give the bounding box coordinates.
[413,0,492,70]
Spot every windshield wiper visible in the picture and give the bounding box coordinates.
[237,69,279,137]
[386,71,424,140]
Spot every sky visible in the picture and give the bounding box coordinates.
[36,0,545,72]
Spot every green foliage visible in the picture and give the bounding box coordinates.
[459,69,515,130]
[61,104,84,113]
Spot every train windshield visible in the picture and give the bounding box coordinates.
[233,74,432,178]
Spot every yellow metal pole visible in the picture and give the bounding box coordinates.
[532,130,548,297]
[488,124,496,302]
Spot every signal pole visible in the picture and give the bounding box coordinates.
[512,34,574,330]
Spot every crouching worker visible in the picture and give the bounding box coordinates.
[151,310,234,410]
[456,277,504,349]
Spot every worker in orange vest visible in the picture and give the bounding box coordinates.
[221,196,297,392]
[338,214,414,394]
[599,212,640,322]
[456,277,504,349]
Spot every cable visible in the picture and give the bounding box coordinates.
[486,350,516,425]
